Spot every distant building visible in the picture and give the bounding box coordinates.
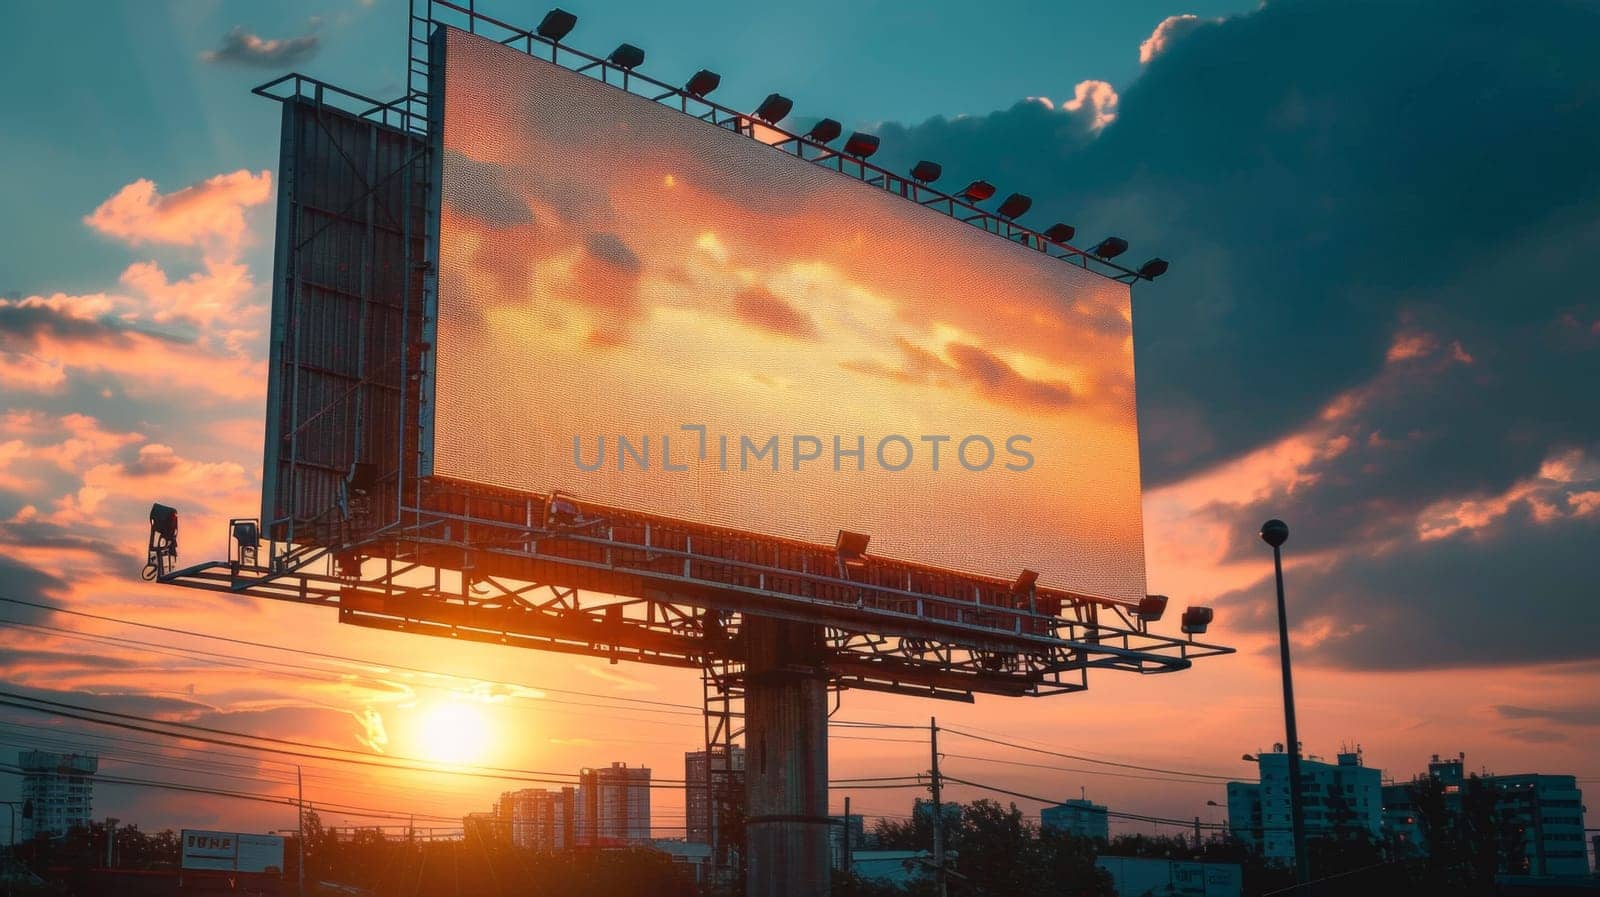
[1379,782,1424,856]
[849,850,947,887]
[1226,745,1381,864]
[653,839,714,883]
[578,763,651,846]
[1096,856,1242,897]
[463,811,506,844]
[912,798,962,829]
[1041,798,1110,841]
[18,751,97,840]
[829,813,866,869]
[684,747,745,845]
[1381,753,1589,877]
[1491,773,1588,876]
[501,787,577,851]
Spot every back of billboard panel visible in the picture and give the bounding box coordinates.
[181,830,284,874]
[429,27,1147,602]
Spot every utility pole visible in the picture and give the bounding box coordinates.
[105,817,118,869]
[929,716,947,897]
[297,765,306,897]
[1194,816,1202,850]
[842,796,852,874]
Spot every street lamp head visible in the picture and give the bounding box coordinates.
[1259,518,1289,548]
[1242,753,1258,762]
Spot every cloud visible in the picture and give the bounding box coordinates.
[731,285,818,340]
[871,0,1600,494]
[1140,14,1221,64]
[439,150,535,229]
[0,294,263,400]
[945,343,1074,409]
[1059,80,1119,131]
[844,338,1075,411]
[85,170,273,255]
[200,26,319,68]
[584,232,641,273]
[1208,509,1600,671]
[1495,704,1600,727]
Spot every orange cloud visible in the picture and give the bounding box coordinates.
[731,285,818,340]
[84,169,272,254]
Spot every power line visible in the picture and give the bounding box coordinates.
[0,618,704,739]
[0,692,912,792]
[939,775,1229,831]
[940,727,1237,783]
[940,752,1229,786]
[0,595,701,712]
[0,762,457,825]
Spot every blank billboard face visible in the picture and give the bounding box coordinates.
[430,27,1148,602]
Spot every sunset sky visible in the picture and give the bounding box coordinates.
[2,0,1598,846]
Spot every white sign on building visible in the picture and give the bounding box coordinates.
[180,830,285,874]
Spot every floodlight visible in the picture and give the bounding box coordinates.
[996,193,1032,219]
[1137,258,1170,280]
[1090,236,1129,259]
[1043,223,1076,243]
[836,530,871,566]
[1136,594,1169,622]
[684,69,721,98]
[149,503,178,543]
[232,520,260,550]
[1012,569,1039,594]
[608,43,645,70]
[536,8,578,43]
[910,160,942,184]
[754,93,793,124]
[1181,606,1214,635]
[842,132,880,158]
[956,180,996,203]
[546,492,583,528]
[335,552,363,580]
[807,118,842,144]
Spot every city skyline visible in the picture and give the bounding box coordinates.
[1,0,1597,866]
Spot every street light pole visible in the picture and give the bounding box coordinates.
[1261,519,1310,891]
[297,765,306,897]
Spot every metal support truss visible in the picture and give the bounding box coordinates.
[157,506,1231,702]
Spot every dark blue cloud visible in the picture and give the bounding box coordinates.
[873,0,1600,487]
[868,0,1600,670]
[1211,509,1600,670]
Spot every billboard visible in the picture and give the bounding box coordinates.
[428,27,1147,602]
[181,830,285,874]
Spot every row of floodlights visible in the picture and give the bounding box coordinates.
[532,8,1169,281]
[838,529,1211,633]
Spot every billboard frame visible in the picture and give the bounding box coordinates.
[160,8,1231,893]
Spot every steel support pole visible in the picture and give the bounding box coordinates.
[1272,543,1311,890]
[743,617,831,897]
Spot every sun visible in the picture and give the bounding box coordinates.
[414,701,492,766]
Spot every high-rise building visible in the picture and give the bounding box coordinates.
[501,787,578,851]
[18,751,97,840]
[1041,798,1110,841]
[1227,745,1381,865]
[1382,753,1589,876]
[685,747,745,845]
[577,763,651,846]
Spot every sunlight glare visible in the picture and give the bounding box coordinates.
[416,701,491,766]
